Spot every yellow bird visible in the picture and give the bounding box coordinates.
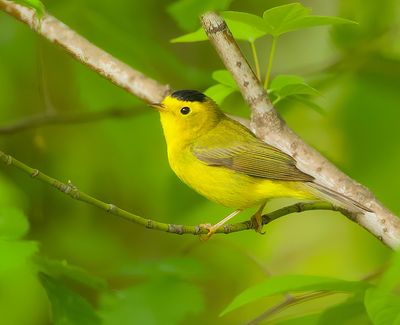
[152,90,367,237]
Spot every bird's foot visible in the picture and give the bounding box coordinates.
[251,212,266,234]
[198,223,215,241]
[198,210,242,240]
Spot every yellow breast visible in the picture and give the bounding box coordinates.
[167,146,313,210]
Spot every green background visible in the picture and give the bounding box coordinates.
[1,0,399,324]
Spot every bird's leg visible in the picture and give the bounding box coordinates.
[251,201,267,234]
[200,209,242,240]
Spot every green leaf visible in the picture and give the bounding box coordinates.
[270,74,307,90]
[171,4,356,42]
[364,288,400,325]
[167,0,232,32]
[262,3,356,37]
[222,12,266,42]
[99,277,204,325]
[40,274,101,325]
[36,257,107,291]
[212,70,237,88]
[171,27,208,43]
[270,74,320,100]
[318,296,369,324]
[11,0,45,18]
[262,3,309,36]
[203,70,238,104]
[171,17,265,43]
[291,96,325,116]
[0,240,38,273]
[275,314,320,325]
[0,207,29,239]
[221,275,370,316]
[363,252,400,325]
[204,84,236,105]
[283,16,357,34]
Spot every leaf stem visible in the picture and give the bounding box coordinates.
[250,41,261,81]
[264,36,277,90]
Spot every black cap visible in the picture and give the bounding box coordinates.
[170,90,207,102]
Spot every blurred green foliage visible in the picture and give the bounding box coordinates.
[1,0,400,324]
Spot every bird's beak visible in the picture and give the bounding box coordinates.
[149,103,164,111]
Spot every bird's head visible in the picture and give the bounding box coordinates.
[152,90,224,144]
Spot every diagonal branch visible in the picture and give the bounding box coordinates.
[0,106,146,134]
[0,150,345,235]
[0,0,169,104]
[200,12,400,249]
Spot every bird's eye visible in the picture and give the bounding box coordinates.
[180,106,190,115]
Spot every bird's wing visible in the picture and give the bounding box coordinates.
[191,120,313,182]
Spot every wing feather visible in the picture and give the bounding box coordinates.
[192,119,313,182]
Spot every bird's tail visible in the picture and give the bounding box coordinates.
[305,182,372,214]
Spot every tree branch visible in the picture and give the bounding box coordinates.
[0,106,145,134]
[200,12,400,249]
[0,1,169,104]
[1,2,398,247]
[0,150,346,235]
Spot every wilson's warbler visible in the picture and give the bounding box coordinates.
[152,90,367,237]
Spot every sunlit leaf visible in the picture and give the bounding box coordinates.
[171,27,208,43]
[99,277,204,325]
[0,207,29,239]
[364,288,400,325]
[212,70,237,88]
[167,0,232,32]
[221,275,370,316]
[36,257,107,291]
[262,3,356,37]
[40,274,101,325]
[222,12,266,41]
[171,17,265,43]
[262,3,309,35]
[204,84,236,104]
[11,0,45,18]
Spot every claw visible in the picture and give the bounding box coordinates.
[251,213,266,234]
[251,202,267,234]
[198,209,242,241]
[198,223,214,241]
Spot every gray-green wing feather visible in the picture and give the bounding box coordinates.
[192,119,313,182]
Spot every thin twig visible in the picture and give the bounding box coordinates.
[200,12,400,249]
[0,107,145,134]
[0,150,346,236]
